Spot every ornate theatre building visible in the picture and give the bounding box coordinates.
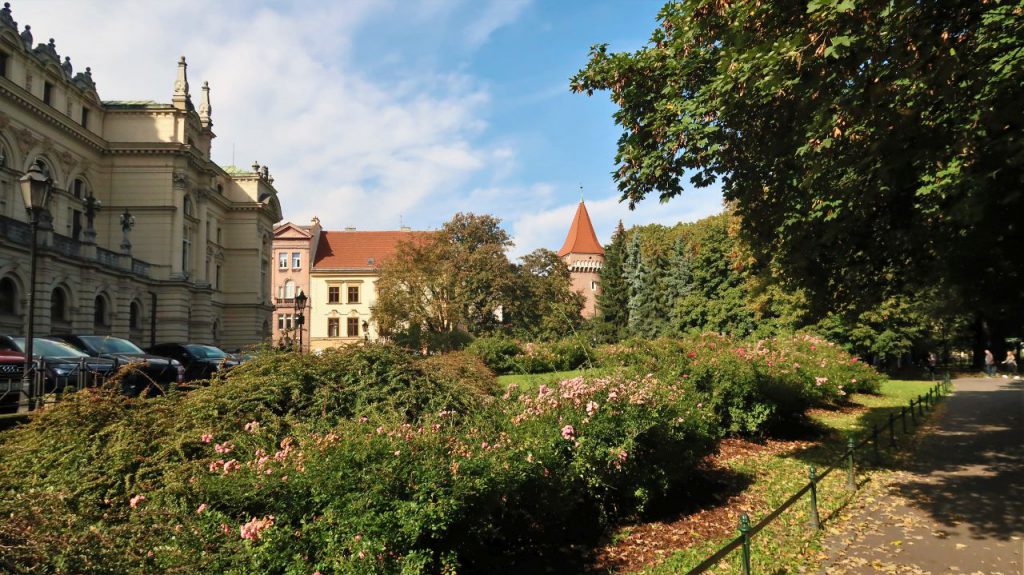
[0,4,282,350]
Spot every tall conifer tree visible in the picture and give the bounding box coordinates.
[594,220,629,341]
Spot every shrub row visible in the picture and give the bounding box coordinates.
[466,336,594,375]
[596,333,881,434]
[0,335,878,574]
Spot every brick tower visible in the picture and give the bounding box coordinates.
[558,200,604,318]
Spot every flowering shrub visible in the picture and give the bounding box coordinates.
[596,333,883,435]
[0,335,877,573]
[467,337,594,375]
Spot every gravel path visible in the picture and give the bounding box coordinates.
[817,377,1023,574]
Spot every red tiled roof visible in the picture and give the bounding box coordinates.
[558,201,604,257]
[312,230,431,270]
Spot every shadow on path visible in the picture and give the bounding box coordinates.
[895,379,1023,541]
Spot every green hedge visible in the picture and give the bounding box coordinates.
[466,336,594,375]
[0,335,878,574]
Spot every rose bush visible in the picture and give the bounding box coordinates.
[0,335,878,574]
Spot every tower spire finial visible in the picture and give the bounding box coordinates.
[199,80,212,128]
[172,56,191,110]
[579,184,584,203]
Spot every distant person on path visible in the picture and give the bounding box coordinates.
[1003,350,1018,375]
[983,349,996,376]
[926,351,938,380]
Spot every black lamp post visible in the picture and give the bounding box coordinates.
[362,320,369,342]
[17,164,52,413]
[294,289,307,353]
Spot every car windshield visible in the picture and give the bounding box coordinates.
[13,338,89,358]
[80,336,144,354]
[185,344,227,359]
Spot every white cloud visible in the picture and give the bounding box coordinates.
[463,0,531,48]
[8,0,519,230]
[9,0,719,256]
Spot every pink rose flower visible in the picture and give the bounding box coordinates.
[196,503,208,514]
[239,515,274,541]
[244,421,260,433]
[200,434,213,443]
[129,494,146,509]
[561,425,576,440]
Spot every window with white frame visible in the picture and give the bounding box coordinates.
[278,252,288,269]
[292,252,301,269]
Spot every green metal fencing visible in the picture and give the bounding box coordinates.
[683,374,953,575]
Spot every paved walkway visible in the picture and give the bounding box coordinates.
[819,377,1023,574]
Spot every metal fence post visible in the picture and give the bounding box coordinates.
[846,438,856,490]
[918,395,924,416]
[739,513,752,575]
[909,399,917,425]
[808,466,821,530]
[900,406,907,433]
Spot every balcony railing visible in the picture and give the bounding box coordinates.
[0,215,153,279]
[0,216,31,246]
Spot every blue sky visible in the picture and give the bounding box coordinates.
[12,0,723,256]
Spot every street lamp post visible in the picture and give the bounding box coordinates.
[362,320,369,342]
[17,164,52,413]
[294,289,307,353]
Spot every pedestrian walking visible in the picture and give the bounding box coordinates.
[1003,350,1018,375]
[983,349,996,377]
[926,351,938,380]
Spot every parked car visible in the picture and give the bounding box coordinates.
[0,336,117,394]
[0,350,26,414]
[145,343,240,382]
[47,335,184,396]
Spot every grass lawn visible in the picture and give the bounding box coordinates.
[628,379,943,575]
[496,367,616,393]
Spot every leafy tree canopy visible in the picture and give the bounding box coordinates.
[373,213,516,351]
[572,0,1024,335]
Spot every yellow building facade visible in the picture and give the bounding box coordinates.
[0,5,282,349]
[305,230,418,351]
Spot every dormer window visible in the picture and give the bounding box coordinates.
[80,107,89,129]
[0,51,8,79]
[43,81,53,105]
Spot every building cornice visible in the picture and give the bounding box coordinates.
[0,80,107,153]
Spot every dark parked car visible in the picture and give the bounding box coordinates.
[146,343,239,382]
[47,335,184,396]
[0,350,26,414]
[0,336,117,394]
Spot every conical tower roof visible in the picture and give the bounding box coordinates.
[558,201,604,257]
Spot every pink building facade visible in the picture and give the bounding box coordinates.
[271,218,321,350]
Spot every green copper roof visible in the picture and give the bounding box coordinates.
[102,100,172,109]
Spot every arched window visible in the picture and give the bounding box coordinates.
[284,279,295,300]
[50,287,70,332]
[93,294,110,329]
[72,178,86,199]
[0,141,8,168]
[129,300,142,330]
[0,277,18,316]
[34,158,53,179]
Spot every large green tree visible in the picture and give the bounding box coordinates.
[593,220,630,341]
[373,213,516,350]
[572,0,1024,357]
[507,248,585,341]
